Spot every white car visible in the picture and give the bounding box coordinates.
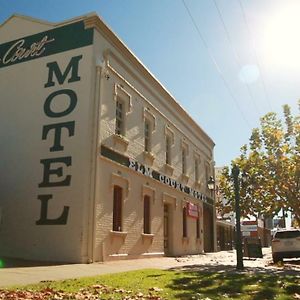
[271,228,300,263]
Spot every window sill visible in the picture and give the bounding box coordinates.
[182,237,189,243]
[141,233,154,243]
[143,151,155,165]
[181,174,190,184]
[194,180,201,189]
[110,230,128,240]
[112,134,129,150]
[164,163,174,176]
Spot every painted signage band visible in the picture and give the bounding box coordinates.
[0,21,93,69]
[101,146,214,206]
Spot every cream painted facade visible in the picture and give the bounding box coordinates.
[0,13,216,263]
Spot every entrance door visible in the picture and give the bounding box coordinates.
[164,204,170,255]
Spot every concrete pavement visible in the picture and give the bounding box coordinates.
[1,248,299,288]
[0,256,178,287]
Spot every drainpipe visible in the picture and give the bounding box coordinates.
[88,58,105,263]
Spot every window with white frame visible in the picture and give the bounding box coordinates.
[113,84,132,137]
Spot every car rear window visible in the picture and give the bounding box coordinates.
[274,230,300,239]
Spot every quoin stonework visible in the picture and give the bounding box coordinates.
[0,13,216,263]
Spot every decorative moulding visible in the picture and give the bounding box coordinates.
[143,108,156,131]
[141,233,154,243]
[182,237,190,244]
[112,133,129,151]
[162,192,177,208]
[110,230,127,241]
[164,163,174,176]
[110,172,130,197]
[143,151,155,165]
[113,83,132,112]
[142,184,156,203]
[181,173,190,184]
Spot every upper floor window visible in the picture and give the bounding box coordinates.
[182,147,187,174]
[165,126,174,166]
[113,84,132,137]
[195,157,199,182]
[166,135,172,165]
[206,163,211,191]
[143,108,156,155]
[115,98,124,135]
[144,119,151,152]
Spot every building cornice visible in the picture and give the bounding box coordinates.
[0,12,215,149]
[83,14,215,148]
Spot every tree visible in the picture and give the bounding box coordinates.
[218,102,300,223]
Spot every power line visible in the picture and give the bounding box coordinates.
[181,0,251,129]
[212,0,262,118]
[237,0,274,112]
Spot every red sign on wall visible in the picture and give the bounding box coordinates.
[187,202,199,219]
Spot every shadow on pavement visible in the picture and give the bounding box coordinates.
[0,257,68,268]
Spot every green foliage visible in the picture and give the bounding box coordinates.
[218,102,300,222]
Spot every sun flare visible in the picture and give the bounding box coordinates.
[261,2,300,69]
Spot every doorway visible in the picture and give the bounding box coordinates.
[203,204,214,252]
[163,204,170,255]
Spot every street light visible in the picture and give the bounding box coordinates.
[207,175,216,252]
[207,176,215,191]
[232,165,244,270]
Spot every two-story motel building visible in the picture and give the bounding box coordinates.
[0,13,216,263]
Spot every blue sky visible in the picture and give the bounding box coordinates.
[1,0,299,166]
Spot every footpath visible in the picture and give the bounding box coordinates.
[1,248,299,288]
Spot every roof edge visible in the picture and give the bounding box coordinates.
[0,12,215,148]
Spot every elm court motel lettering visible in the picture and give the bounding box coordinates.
[0,21,93,225]
[101,146,214,206]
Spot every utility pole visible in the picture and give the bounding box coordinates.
[232,165,244,270]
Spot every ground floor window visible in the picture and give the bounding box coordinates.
[144,195,151,234]
[113,185,123,231]
[183,206,187,237]
[196,218,200,238]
